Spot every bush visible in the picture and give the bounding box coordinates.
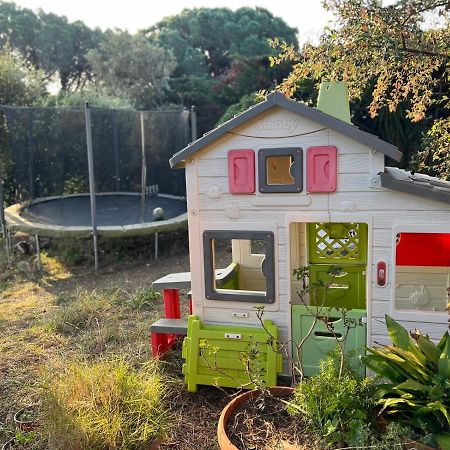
[42,359,169,450]
[287,354,377,447]
[363,315,450,444]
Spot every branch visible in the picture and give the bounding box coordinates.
[371,43,449,59]
[400,0,450,27]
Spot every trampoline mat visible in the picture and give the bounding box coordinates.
[21,194,187,227]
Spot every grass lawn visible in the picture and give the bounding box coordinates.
[0,235,228,450]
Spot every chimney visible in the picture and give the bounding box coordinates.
[316,81,351,124]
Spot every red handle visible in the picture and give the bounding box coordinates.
[377,261,387,287]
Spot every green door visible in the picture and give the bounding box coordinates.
[307,222,367,309]
[290,222,368,375]
[309,264,366,309]
[291,305,367,377]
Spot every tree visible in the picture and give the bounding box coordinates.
[0,47,46,185]
[271,0,450,176]
[0,47,46,106]
[87,31,176,110]
[0,2,103,91]
[146,7,298,133]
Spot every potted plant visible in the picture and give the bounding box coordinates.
[216,266,376,449]
[216,267,450,449]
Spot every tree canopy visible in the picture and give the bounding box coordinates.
[271,0,450,177]
[0,46,46,105]
[87,31,176,110]
[146,7,298,132]
[0,2,103,90]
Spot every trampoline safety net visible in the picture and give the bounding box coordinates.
[0,105,191,204]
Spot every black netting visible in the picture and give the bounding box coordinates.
[0,105,190,205]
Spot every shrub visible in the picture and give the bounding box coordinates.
[287,354,377,448]
[128,287,162,310]
[363,315,450,441]
[42,359,169,450]
[111,286,162,310]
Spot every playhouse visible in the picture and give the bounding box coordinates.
[151,83,450,391]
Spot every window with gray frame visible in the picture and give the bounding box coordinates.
[258,147,303,193]
[203,230,275,303]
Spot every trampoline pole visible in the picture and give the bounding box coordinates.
[35,234,42,271]
[155,232,159,260]
[0,177,5,238]
[0,178,10,263]
[84,102,99,272]
[190,106,197,142]
[140,111,147,223]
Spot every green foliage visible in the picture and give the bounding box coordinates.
[272,0,450,173]
[87,31,176,110]
[111,286,162,311]
[147,7,297,133]
[0,47,46,106]
[216,93,261,126]
[363,315,450,434]
[416,118,450,180]
[62,176,88,195]
[127,287,162,310]
[47,88,131,109]
[42,359,169,450]
[287,354,377,447]
[147,7,297,78]
[0,2,103,91]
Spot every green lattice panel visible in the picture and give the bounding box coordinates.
[308,223,368,265]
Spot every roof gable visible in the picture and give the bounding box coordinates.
[170,91,402,168]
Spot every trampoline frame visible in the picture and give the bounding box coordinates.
[4,192,188,238]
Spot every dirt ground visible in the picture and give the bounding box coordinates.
[0,234,233,450]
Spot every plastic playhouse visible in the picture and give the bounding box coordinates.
[151,82,450,392]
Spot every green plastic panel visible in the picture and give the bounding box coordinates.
[308,222,368,265]
[317,81,351,124]
[309,265,366,309]
[182,315,282,392]
[291,305,367,377]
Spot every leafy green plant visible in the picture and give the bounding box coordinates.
[110,286,162,310]
[363,315,450,435]
[128,286,162,310]
[286,354,377,448]
[42,359,169,450]
[50,291,105,335]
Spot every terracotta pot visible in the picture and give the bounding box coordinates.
[217,386,294,450]
[13,404,40,432]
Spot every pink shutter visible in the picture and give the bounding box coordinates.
[307,146,337,192]
[228,150,255,194]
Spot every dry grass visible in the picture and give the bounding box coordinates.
[43,359,169,450]
[0,235,238,450]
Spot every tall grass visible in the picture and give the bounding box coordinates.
[42,359,169,450]
[50,291,106,335]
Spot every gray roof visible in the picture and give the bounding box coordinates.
[380,167,450,205]
[170,91,402,168]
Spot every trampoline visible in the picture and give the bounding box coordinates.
[5,193,187,238]
[0,103,196,268]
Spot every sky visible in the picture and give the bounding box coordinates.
[10,0,335,44]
